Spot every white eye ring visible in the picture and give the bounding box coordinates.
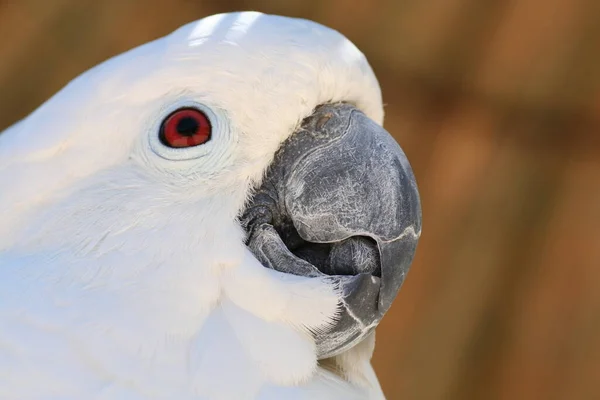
[148,101,232,162]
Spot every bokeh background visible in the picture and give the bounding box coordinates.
[1,1,599,399]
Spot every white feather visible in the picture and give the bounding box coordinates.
[0,11,386,399]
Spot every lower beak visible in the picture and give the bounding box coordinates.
[241,103,422,358]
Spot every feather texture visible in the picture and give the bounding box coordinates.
[0,11,386,399]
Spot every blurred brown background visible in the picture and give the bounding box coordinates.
[1,1,599,399]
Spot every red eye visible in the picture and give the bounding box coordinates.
[159,108,212,148]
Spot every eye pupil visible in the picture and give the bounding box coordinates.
[176,117,199,137]
[159,107,212,149]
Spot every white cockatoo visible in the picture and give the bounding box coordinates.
[0,11,421,400]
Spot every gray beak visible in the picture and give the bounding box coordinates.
[241,103,422,359]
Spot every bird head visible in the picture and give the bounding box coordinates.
[0,11,421,380]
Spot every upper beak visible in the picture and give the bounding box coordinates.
[241,103,422,359]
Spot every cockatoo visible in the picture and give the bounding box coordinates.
[0,11,421,400]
